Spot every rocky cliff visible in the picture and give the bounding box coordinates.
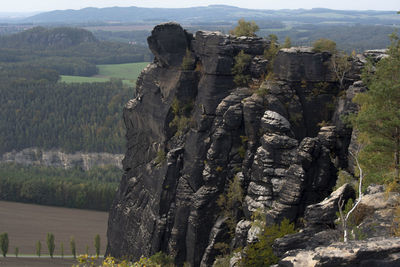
[1,148,123,170]
[106,23,368,266]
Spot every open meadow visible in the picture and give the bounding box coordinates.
[0,201,108,259]
[61,62,149,87]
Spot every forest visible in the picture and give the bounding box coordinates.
[0,163,121,210]
[0,27,147,210]
[0,27,152,76]
[0,73,129,154]
[0,27,151,154]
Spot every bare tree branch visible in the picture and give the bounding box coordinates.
[338,144,364,242]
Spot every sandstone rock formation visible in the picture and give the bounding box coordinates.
[279,237,400,267]
[274,183,400,265]
[106,23,363,266]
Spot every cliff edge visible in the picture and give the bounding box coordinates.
[106,23,367,266]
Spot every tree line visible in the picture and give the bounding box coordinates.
[0,163,121,211]
[1,232,101,259]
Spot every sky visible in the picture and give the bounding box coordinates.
[0,0,399,13]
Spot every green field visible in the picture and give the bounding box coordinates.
[97,62,149,79]
[60,62,149,86]
[60,75,109,83]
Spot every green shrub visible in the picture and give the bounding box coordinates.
[217,175,244,236]
[149,251,175,266]
[169,98,194,137]
[213,255,231,267]
[181,49,195,71]
[241,219,296,266]
[238,146,246,158]
[154,149,166,166]
[14,247,19,257]
[264,35,280,73]
[232,50,252,87]
[255,86,269,97]
[312,38,337,53]
[79,252,175,267]
[334,169,356,191]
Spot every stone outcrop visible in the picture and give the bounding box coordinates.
[106,23,361,266]
[1,147,123,170]
[273,184,355,257]
[279,237,400,267]
[274,183,400,260]
[274,47,335,82]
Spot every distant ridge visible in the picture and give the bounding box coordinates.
[24,5,400,25]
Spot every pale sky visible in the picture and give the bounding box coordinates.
[0,0,398,13]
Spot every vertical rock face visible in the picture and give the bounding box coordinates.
[106,23,357,266]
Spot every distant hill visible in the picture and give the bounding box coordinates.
[25,5,400,25]
[0,26,97,49]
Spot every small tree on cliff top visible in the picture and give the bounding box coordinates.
[312,38,337,53]
[230,19,259,37]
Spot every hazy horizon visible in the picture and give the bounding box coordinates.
[0,0,398,13]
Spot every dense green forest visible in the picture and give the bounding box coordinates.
[0,163,121,211]
[0,75,129,154]
[0,27,152,155]
[0,27,152,76]
[0,26,146,209]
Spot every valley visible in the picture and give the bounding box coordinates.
[0,3,399,266]
[0,201,108,257]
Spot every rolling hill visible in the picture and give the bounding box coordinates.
[24,5,400,25]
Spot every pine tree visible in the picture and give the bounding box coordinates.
[353,33,400,184]
[283,36,292,48]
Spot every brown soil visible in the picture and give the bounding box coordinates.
[0,201,109,258]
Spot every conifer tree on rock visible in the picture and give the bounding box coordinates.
[353,33,400,183]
